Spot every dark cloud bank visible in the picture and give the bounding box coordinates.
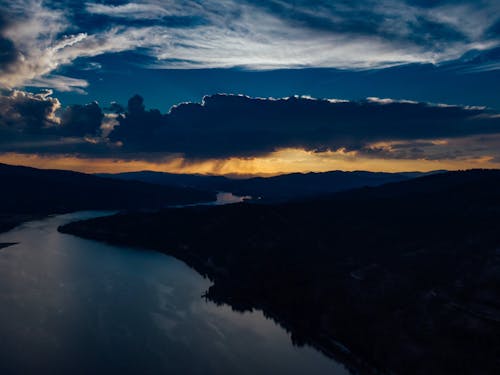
[1,90,500,161]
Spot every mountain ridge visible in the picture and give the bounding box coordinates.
[0,163,215,232]
[97,169,447,202]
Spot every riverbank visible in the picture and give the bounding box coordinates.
[0,214,46,234]
[0,162,217,237]
[59,170,500,375]
[0,211,348,375]
[58,213,374,375]
[0,242,18,250]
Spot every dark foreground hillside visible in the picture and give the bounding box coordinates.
[60,169,500,375]
[0,163,214,233]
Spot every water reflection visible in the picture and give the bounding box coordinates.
[170,192,251,208]
[0,212,348,375]
[213,192,251,205]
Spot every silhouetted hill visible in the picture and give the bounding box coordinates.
[98,169,444,202]
[0,163,214,232]
[61,169,500,375]
[98,171,229,189]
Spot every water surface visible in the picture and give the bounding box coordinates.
[170,191,251,207]
[0,212,348,375]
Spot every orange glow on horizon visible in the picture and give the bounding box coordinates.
[0,149,499,176]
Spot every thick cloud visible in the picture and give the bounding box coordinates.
[0,90,61,133]
[0,90,104,155]
[108,94,500,159]
[2,90,500,164]
[110,95,165,145]
[60,102,103,137]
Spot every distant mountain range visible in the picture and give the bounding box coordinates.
[62,169,500,375]
[0,163,446,234]
[0,163,214,232]
[97,169,446,202]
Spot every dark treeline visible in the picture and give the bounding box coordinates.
[60,169,500,375]
[0,163,214,233]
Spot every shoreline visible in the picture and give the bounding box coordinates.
[58,220,379,375]
[0,242,19,250]
[0,214,47,235]
[56,171,500,375]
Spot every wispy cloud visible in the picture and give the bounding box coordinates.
[27,75,89,93]
[85,2,191,20]
[0,0,499,91]
[0,2,153,91]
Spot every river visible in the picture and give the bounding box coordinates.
[0,211,349,375]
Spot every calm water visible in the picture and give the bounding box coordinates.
[170,191,251,207]
[0,212,349,375]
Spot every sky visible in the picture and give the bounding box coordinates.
[1,0,500,175]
